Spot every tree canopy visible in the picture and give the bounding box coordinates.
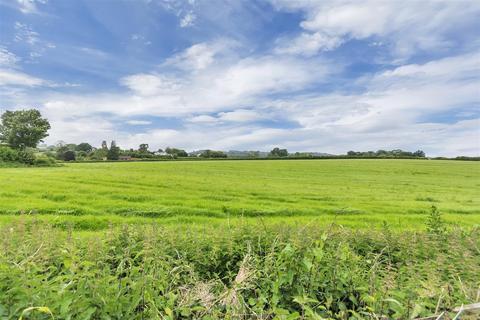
[76,143,93,153]
[165,147,188,157]
[107,141,120,160]
[0,109,50,149]
[269,147,288,157]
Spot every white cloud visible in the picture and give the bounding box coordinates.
[218,109,263,122]
[14,22,40,45]
[167,43,215,70]
[126,120,152,125]
[163,40,236,71]
[156,0,197,28]
[283,53,479,127]
[10,22,56,61]
[120,73,182,96]
[130,34,152,45]
[275,32,342,56]
[180,11,196,27]
[46,115,116,146]
[0,47,20,67]
[186,109,264,125]
[186,115,218,124]
[108,43,332,118]
[35,51,329,120]
[0,68,45,86]
[375,52,480,81]
[16,0,47,14]
[271,0,480,59]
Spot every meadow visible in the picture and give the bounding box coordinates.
[0,159,479,229]
[1,159,479,319]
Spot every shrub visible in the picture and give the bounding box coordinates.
[17,149,36,165]
[34,154,56,167]
[63,150,76,161]
[0,146,56,166]
[0,146,35,164]
[0,146,18,162]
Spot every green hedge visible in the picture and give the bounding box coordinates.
[0,146,56,166]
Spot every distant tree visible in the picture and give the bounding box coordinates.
[76,150,88,159]
[56,141,67,148]
[391,149,403,156]
[139,144,149,153]
[200,150,227,158]
[107,141,120,160]
[66,143,77,151]
[0,109,50,149]
[269,147,288,157]
[56,144,70,160]
[165,147,188,157]
[413,150,426,158]
[248,151,260,158]
[376,150,388,157]
[101,140,108,150]
[346,149,424,158]
[90,148,108,160]
[293,152,313,158]
[63,150,76,161]
[76,143,93,153]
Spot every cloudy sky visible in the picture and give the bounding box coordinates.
[0,0,479,156]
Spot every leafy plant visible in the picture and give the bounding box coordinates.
[426,205,447,236]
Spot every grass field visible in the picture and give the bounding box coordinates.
[0,159,479,229]
[1,159,479,319]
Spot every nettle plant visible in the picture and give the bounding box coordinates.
[426,205,447,236]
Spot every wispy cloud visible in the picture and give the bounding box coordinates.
[271,0,480,60]
[131,34,152,45]
[14,22,39,45]
[0,69,45,86]
[0,47,21,67]
[15,0,48,14]
[126,120,152,125]
[180,11,196,28]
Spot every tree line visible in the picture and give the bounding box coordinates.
[3,108,476,165]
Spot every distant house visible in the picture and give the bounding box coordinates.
[119,155,132,161]
[153,151,167,156]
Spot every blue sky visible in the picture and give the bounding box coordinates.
[0,0,479,156]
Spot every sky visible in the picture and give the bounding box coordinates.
[0,0,479,156]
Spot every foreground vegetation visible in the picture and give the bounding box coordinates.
[1,220,479,319]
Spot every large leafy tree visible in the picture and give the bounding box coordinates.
[0,109,51,149]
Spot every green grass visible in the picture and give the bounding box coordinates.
[0,159,479,229]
